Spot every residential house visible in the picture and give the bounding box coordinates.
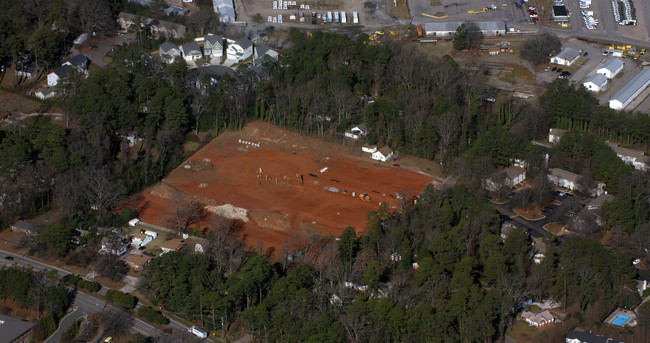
[372,146,394,162]
[607,142,649,171]
[204,34,225,59]
[160,238,185,255]
[0,314,34,343]
[47,65,70,86]
[565,330,621,343]
[484,167,526,191]
[226,37,253,62]
[212,0,236,23]
[362,145,377,153]
[344,124,368,139]
[548,128,567,144]
[159,42,181,63]
[587,193,615,211]
[180,43,202,61]
[14,63,37,79]
[63,54,90,72]
[10,220,45,236]
[117,12,187,39]
[550,47,581,66]
[100,235,128,256]
[521,310,554,327]
[253,44,279,66]
[126,254,152,270]
[33,87,56,100]
[597,58,624,79]
[164,6,189,16]
[583,73,607,92]
[131,232,153,247]
[547,168,605,197]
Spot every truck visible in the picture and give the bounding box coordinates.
[327,11,332,23]
[334,11,339,23]
[188,326,208,339]
[353,11,359,24]
[341,11,347,24]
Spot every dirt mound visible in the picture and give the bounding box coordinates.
[249,209,291,232]
[150,182,185,200]
[205,204,249,222]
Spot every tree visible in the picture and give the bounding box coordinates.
[31,27,61,70]
[72,0,114,34]
[338,227,357,268]
[39,224,72,257]
[168,197,205,235]
[188,7,220,37]
[453,24,468,50]
[520,33,561,64]
[83,167,126,215]
[102,309,134,337]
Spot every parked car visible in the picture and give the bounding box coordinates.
[552,67,557,72]
[392,164,400,167]
[602,50,610,56]
[544,66,551,71]
[583,52,588,56]
[556,68,563,73]
[4,256,13,260]
[633,259,641,265]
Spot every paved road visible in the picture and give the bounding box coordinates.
[83,34,136,67]
[0,249,183,339]
[45,306,87,343]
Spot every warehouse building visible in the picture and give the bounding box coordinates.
[608,68,650,110]
[597,58,625,79]
[424,22,506,37]
[583,73,608,92]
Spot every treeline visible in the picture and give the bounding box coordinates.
[0,266,71,340]
[141,185,644,342]
[542,79,650,149]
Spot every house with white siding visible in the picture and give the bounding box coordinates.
[204,34,224,59]
[226,37,253,62]
[159,42,181,63]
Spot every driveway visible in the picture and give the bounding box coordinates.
[84,34,136,67]
[45,306,87,343]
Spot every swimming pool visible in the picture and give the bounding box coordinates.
[611,314,629,326]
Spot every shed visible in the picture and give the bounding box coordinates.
[344,124,368,139]
[128,218,141,226]
[583,73,607,92]
[362,145,377,153]
[596,58,624,79]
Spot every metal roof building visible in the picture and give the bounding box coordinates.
[583,73,608,92]
[597,58,624,79]
[550,47,581,66]
[608,67,650,110]
[424,22,506,37]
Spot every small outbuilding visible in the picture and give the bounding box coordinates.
[361,144,377,153]
[345,124,368,139]
[583,73,607,92]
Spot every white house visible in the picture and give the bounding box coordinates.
[582,73,607,92]
[33,87,56,100]
[547,168,605,197]
[484,167,526,191]
[548,128,567,144]
[253,44,279,66]
[550,47,581,66]
[361,144,377,153]
[63,54,90,72]
[159,42,181,63]
[372,146,394,162]
[203,34,224,59]
[344,124,368,139]
[607,142,649,171]
[100,236,128,256]
[131,232,153,247]
[597,58,624,79]
[47,65,70,86]
[15,63,37,79]
[521,310,554,327]
[180,43,202,61]
[226,37,253,62]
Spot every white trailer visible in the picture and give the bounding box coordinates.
[327,11,333,23]
[353,11,359,24]
[341,12,347,24]
[188,326,208,339]
[334,11,339,23]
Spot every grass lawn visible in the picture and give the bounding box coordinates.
[416,40,452,59]
[496,63,536,85]
[507,320,545,342]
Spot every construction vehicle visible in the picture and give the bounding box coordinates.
[375,31,385,35]
[416,24,423,36]
[358,193,371,201]
[389,31,399,36]
[467,8,487,14]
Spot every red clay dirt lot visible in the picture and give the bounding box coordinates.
[134,122,432,255]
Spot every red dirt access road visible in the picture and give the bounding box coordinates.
[134,122,432,252]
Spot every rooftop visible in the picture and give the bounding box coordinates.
[161,238,185,251]
[234,37,252,49]
[553,5,569,17]
[204,34,223,45]
[181,43,201,53]
[127,254,152,268]
[584,73,608,86]
[0,314,35,343]
[377,146,393,157]
[588,193,615,209]
[549,168,581,183]
[598,58,624,73]
[554,47,581,62]
[424,21,506,33]
[565,330,621,343]
[549,128,567,136]
[160,42,178,53]
[11,220,45,235]
[256,44,272,57]
[607,142,645,158]
[610,67,650,107]
[504,166,525,179]
[67,54,89,68]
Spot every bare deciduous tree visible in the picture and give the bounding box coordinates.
[83,167,126,213]
[168,196,205,235]
[436,113,460,163]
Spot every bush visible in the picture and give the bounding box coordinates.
[65,275,101,292]
[520,32,561,64]
[137,307,169,325]
[105,290,137,310]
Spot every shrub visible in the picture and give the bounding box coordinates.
[137,307,169,325]
[105,290,137,310]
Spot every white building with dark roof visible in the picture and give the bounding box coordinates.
[608,67,650,110]
[548,128,567,144]
[550,47,581,66]
[597,58,624,79]
[372,146,394,162]
[226,37,253,62]
[180,43,202,61]
[583,73,608,92]
[159,42,181,63]
[607,142,649,171]
[424,21,506,37]
[254,44,279,66]
[547,168,605,197]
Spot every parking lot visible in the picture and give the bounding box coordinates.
[410,0,531,25]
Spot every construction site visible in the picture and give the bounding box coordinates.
[133,122,432,256]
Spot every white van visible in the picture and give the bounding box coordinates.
[188,326,208,339]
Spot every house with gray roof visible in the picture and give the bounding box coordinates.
[254,44,279,66]
[565,330,621,343]
[63,54,90,72]
[47,65,71,86]
[424,21,506,37]
[609,67,650,110]
[10,220,46,235]
[204,34,225,58]
[226,37,253,62]
[551,47,581,66]
[213,0,236,23]
[548,168,605,197]
[583,73,608,92]
[0,314,35,343]
[180,43,202,61]
[159,42,181,63]
[607,142,649,171]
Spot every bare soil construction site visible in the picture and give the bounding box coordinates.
[134,122,432,254]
